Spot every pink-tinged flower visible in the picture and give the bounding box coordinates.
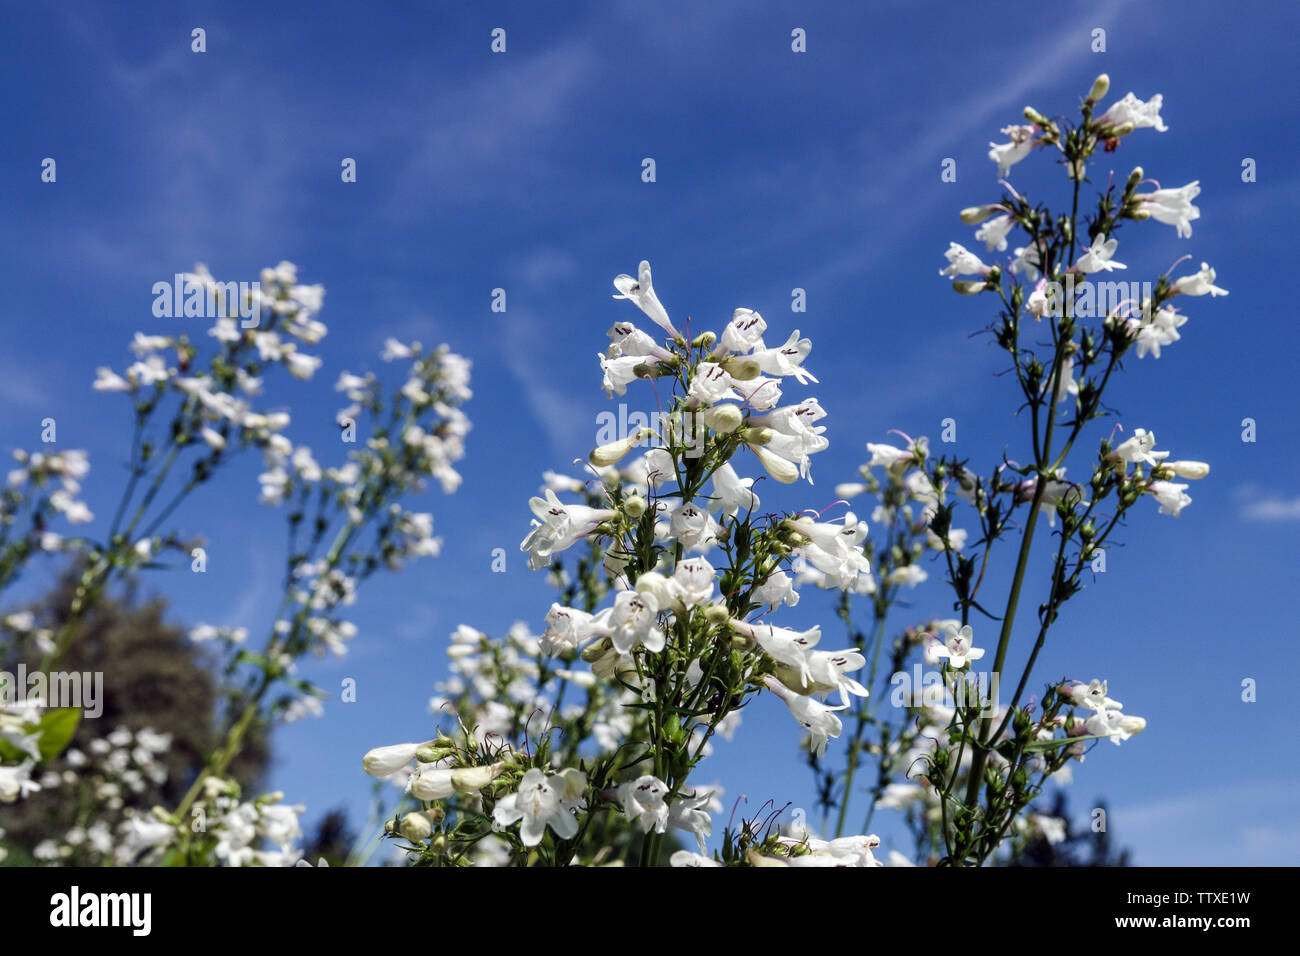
[612,260,680,339]
[931,623,984,669]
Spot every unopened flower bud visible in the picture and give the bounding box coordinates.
[703,604,730,626]
[451,761,504,793]
[1126,166,1144,191]
[700,403,742,434]
[1111,122,1135,137]
[410,768,456,801]
[952,279,986,295]
[750,444,799,483]
[580,637,612,663]
[624,493,647,518]
[1118,715,1146,735]
[1023,106,1049,126]
[399,811,433,842]
[590,428,652,467]
[691,331,717,349]
[959,204,1000,225]
[1167,460,1210,479]
[723,357,761,380]
[744,426,774,446]
[362,742,423,778]
[1087,73,1110,104]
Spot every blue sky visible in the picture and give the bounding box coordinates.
[2,0,1298,865]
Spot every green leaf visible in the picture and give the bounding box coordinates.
[36,707,82,761]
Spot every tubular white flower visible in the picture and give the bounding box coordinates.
[1171,262,1228,297]
[612,260,680,339]
[618,775,671,834]
[1137,181,1200,238]
[988,124,1037,177]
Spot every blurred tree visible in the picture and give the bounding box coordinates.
[0,569,270,856]
[1009,792,1132,867]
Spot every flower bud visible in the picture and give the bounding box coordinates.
[703,604,730,626]
[1111,122,1135,137]
[1126,166,1144,191]
[410,768,456,801]
[952,279,986,295]
[959,204,999,225]
[451,761,504,793]
[1023,106,1049,126]
[590,428,652,467]
[691,331,717,349]
[1087,73,1109,104]
[399,811,433,842]
[744,426,774,446]
[1167,460,1210,479]
[700,403,742,434]
[362,742,423,778]
[722,357,761,380]
[591,647,622,679]
[750,444,799,483]
[624,493,647,518]
[580,637,612,662]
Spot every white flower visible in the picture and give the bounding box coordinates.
[608,589,665,655]
[0,761,41,803]
[733,619,820,685]
[667,788,716,844]
[93,367,133,392]
[541,604,611,655]
[670,850,722,867]
[670,557,716,610]
[1149,480,1191,516]
[974,215,1015,253]
[612,260,679,339]
[1138,181,1200,238]
[492,768,580,847]
[1171,262,1228,297]
[686,363,735,407]
[1113,428,1168,469]
[1134,305,1188,359]
[1076,234,1127,274]
[719,309,767,353]
[1098,92,1167,132]
[619,775,671,834]
[988,124,1037,177]
[729,375,783,411]
[598,352,646,398]
[1067,678,1122,712]
[762,676,846,758]
[520,490,616,571]
[939,242,990,278]
[752,330,817,384]
[931,623,984,669]
[751,569,798,611]
[285,351,322,380]
[708,461,759,519]
[381,338,415,361]
[669,503,721,553]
